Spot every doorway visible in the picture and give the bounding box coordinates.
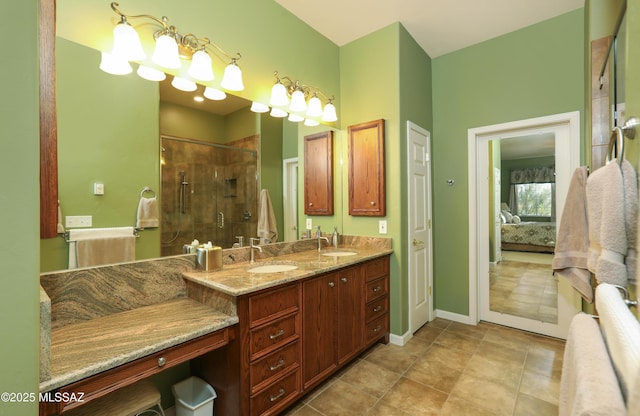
[283,157,299,241]
[468,112,581,339]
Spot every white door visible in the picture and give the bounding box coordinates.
[283,158,298,241]
[493,168,502,264]
[408,121,433,334]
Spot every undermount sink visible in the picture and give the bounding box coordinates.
[248,264,299,273]
[321,250,357,257]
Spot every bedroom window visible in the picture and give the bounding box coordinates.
[514,182,553,216]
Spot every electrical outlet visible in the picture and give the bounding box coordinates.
[93,182,105,195]
[379,220,388,234]
[66,215,93,228]
[306,218,313,230]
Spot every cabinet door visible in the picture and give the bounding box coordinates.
[302,273,337,388]
[304,131,334,215]
[348,119,386,216]
[337,267,362,365]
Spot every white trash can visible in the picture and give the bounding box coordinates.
[172,376,217,416]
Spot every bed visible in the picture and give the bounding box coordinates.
[501,221,556,253]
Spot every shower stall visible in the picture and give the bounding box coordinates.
[160,135,258,255]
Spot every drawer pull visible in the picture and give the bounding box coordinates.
[269,358,285,371]
[269,329,285,340]
[373,305,383,312]
[328,281,335,288]
[373,286,382,292]
[157,357,167,367]
[270,388,286,402]
[373,325,382,333]
[341,277,347,283]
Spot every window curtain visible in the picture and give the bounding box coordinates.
[508,166,556,219]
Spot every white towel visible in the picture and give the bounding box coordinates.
[553,167,592,301]
[136,196,159,229]
[257,189,278,244]
[559,313,625,416]
[595,283,640,402]
[586,160,635,287]
[57,200,65,234]
[68,227,136,269]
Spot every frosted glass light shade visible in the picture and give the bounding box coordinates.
[304,118,320,127]
[220,61,244,91]
[270,108,288,118]
[250,102,270,113]
[100,52,133,75]
[188,50,214,81]
[171,76,197,92]
[152,34,181,69]
[270,82,289,107]
[306,95,323,117]
[204,87,226,100]
[137,65,166,81]
[288,113,304,122]
[321,102,338,122]
[289,89,307,112]
[111,22,146,61]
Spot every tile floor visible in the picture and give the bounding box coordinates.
[490,253,558,324]
[283,318,564,416]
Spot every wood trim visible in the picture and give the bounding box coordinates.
[39,0,59,238]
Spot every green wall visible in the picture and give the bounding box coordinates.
[432,10,585,315]
[1,1,40,414]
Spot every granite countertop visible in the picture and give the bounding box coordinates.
[40,298,238,392]
[182,247,393,296]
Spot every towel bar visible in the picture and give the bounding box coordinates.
[60,228,141,243]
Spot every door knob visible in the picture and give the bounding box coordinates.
[412,239,424,246]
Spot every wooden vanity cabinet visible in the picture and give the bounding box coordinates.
[235,283,303,416]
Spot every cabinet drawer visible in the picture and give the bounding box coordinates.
[250,369,300,416]
[365,295,389,323]
[250,314,299,360]
[365,277,389,303]
[364,315,388,345]
[249,284,299,327]
[363,256,389,282]
[250,341,300,394]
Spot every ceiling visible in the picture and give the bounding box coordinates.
[274,0,584,58]
[500,134,555,160]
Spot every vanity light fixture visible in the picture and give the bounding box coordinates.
[100,2,244,93]
[252,71,338,124]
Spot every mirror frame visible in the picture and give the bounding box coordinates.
[40,0,59,239]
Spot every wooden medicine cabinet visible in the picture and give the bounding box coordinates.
[304,131,334,215]
[348,119,386,216]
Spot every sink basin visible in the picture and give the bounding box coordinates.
[248,264,299,273]
[321,250,357,257]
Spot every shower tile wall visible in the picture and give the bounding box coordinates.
[161,137,258,255]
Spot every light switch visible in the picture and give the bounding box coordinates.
[306,218,313,230]
[379,220,388,234]
[93,182,105,195]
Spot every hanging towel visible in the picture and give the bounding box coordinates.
[559,313,625,416]
[57,200,65,234]
[136,196,159,229]
[552,167,592,302]
[621,160,638,286]
[68,227,136,269]
[257,189,278,244]
[586,160,635,287]
[595,283,640,402]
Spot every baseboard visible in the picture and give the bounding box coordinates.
[435,309,476,325]
[388,330,412,346]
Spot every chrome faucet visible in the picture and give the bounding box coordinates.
[250,237,262,263]
[315,226,329,251]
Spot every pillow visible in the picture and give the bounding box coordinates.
[500,213,506,224]
[512,215,521,224]
[500,203,511,213]
[501,210,513,223]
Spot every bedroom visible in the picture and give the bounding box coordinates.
[489,133,558,324]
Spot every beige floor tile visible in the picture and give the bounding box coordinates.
[519,369,561,405]
[412,324,443,344]
[282,403,325,415]
[404,343,471,393]
[439,395,497,416]
[363,344,418,374]
[513,392,558,416]
[307,379,377,415]
[339,359,401,398]
[451,372,518,416]
[434,330,482,354]
[381,377,449,416]
[447,321,491,339]
[366,401,411,416]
